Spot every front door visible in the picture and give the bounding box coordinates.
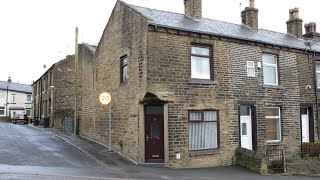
[301,108,309,143]
[240,106,253,150]
[145,106,164,163]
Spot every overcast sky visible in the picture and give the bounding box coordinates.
[0,0,319,85]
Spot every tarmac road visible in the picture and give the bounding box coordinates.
[0,122,319,180]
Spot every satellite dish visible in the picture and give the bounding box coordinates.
[304,39,315,48]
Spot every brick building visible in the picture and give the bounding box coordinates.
[79,0,320,168]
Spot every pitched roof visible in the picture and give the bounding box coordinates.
[128,3,320,52]
[83,43,97,54]
[0,81,32,93]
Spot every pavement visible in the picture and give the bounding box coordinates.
[25,123,320,180]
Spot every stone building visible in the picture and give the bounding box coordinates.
[79,0,320,168]
[0,77,32,120]
[33,43,96,130]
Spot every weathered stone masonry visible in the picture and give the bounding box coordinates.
[79,0,320,168]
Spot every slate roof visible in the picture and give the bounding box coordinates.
[127,3,320,52]
[0,81,32,93]
[83,43,97,54]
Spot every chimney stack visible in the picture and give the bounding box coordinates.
[303,22,320,41]
[241,0,259,31]
[184,0,202,19]
[286,8,303,38]
[305,22,317,34]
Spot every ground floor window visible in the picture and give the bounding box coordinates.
[26,109,31,117]
[189,110,219,150]
[0,107,5,116]
[265,107,281,142]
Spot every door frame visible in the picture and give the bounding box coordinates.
[139,103,169,166]
[300,103,314,143]
[238,101,257,151]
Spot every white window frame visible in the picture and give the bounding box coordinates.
[12,94,16,103]
[0,107,5,116]
[316,62,320,88]
[247,61,255,77]
[27,94,32,102]
[265,107,281,143]
[263,54,278,86]
[0,92,5,100]
[191,45,211,80]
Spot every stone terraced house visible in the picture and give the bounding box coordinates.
[79,0,320,168]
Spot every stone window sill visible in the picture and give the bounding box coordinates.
[190,149,223,157]
[266,140,281,146]
[262,84,283,89]
[187,79,218,85]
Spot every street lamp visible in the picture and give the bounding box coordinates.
[49,85,55,128]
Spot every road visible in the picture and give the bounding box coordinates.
[0,122,319,180]
[0,122,119,179]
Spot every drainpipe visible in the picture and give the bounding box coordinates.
[310,46,320,141]
[6,85,8,117]
[314,52,320,142]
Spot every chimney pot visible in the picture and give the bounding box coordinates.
[289,9,294,20]
[293,7,300,19]
[286,8,303,38]
[7,76,11,83]
[249,0,255,8]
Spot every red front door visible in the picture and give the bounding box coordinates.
[145,113,164,163]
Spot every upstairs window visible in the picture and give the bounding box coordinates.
[191,45,211,79]
[27,94,32,102]
[262,54,278,85]
[247,61,255,77]
[0,93,5,100]
[120,56,128,83]
[12,94,16,103]
[316,62,320,88]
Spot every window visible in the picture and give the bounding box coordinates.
[0,107,4,116]
[26,109,31,117]
[263,54,278,85]
[189,110,219,150]
[247,61,255,77]
[12,94,16,103]
[120,56,128,83]
[191,45,211,79]
[27,94,32,102]
[265,107,281,142]
[0,93,5,100]
[316,62,320,88]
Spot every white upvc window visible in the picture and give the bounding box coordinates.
[27,94,32,102]
[263,54,278,85]
[12,94,16,103]
[316,62,320,88]
[247,61,255,77]
[265,107,281,142]
[0,93,5,100]
[191,45,211,79]
[0,107,5,116]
